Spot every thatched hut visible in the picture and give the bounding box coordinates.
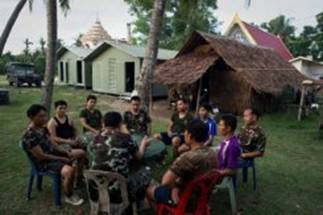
[154,31,307,114]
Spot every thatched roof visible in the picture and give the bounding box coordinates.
[155,31,307,95]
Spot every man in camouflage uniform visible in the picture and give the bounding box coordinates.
[238,108,267,159]
[89,111,152,202]
[123,96,151,136]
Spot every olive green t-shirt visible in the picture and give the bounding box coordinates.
[171,112,194,134]
[79,108,102,132]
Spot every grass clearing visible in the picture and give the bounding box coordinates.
[0,75,323,214]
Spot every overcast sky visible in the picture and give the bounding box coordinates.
[0,0,322,54]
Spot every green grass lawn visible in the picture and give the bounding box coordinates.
[0,75,323,215]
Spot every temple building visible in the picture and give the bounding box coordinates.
[225,14,294,61]
[80,19,112,48]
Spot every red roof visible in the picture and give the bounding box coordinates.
[242,21,294,61]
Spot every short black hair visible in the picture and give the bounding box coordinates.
[199,103,213,113]
[220,114,237,132]
[186,119,208,143]
[87,95,97,102]
[177,98,189,104]
[130,96,141,102]
[246,107,261,119]
[103,111,122,128]
[26,104,47,118]
[54,100,67,108]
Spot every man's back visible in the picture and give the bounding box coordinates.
[90,131,138,176]
[169,147,216,189]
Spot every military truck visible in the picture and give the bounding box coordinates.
[6,62,43,87]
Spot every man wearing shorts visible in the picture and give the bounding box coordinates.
[147,120,216,206]
[155,98,194,157]
[22,104,83,206]
[47,100,86,183]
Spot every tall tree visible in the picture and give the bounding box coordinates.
[41,0,70,112]
[0,0,33,56]
[125,0,219,49]
[39,37,46,55]
[136,0,166,111]
[23,38,33,62]
[287,12,323,60]
[74,33,84,47]
[261,15,295,42]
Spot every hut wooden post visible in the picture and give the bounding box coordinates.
[195,78,202,114]
[297,86,306,121]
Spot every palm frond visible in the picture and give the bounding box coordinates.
[58,0,70,16]
[245,0,251,8]
[28,0,33,11]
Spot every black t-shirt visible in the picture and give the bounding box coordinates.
[79,108,102,132]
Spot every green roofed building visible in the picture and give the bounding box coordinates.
[57,46,93,88]
[83,40,177,97]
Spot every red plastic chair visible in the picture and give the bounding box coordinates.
[156,170,223,215]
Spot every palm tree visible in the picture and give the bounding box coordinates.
[0,0,33,56]
[41,0,70,112]
[39,37,46,55]
[136,0,166,112]
[245,0,251,7]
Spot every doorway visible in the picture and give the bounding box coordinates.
[76,60,83,84]
[60,62,64,81]
[125,62,135,93]
[65,62,69,83]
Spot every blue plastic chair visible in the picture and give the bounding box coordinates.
[233,159,257,191]
[21,143,62,206]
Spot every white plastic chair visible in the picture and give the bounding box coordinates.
[214,177,237,214]
[84,170,137,215]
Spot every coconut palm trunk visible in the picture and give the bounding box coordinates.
[136,0,166,113]
[41,0,57,113]
[0,0,27,56]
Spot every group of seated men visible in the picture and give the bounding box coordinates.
[21,94,266,208]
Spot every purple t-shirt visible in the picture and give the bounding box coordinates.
[217,135,241,170]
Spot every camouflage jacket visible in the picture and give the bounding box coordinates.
[89,131,138,176]
[21,127,55,171]
[123,110,151,135]
[238,124,266,153]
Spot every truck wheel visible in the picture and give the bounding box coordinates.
[28,82,32,87]
[36,81,41,87]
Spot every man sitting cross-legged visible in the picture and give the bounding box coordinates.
[123,96,152,135]
[89,111,152,206]
[238,108,266,160]
[47,100,86,184]
[21,104,83,206]
[147,120,217,206]
[216,114,241,176]
[154,98,194,157]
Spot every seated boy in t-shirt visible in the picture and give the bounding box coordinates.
[178,103,217,154]
[147,120,216,206]
[154,98,194,157]
[79,95,102,134]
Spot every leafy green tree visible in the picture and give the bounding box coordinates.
[0,52,15,74]
[261,15,295,42]
[74,33,83,47]
[124,0,219,49]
